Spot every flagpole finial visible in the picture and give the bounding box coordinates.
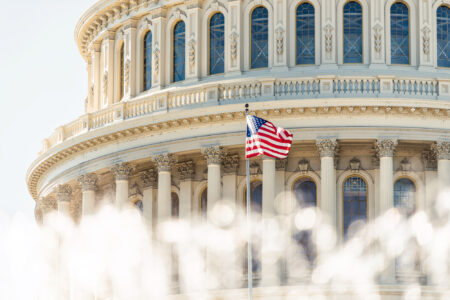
[245,103,249,114]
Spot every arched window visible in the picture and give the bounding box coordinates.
[437,5,450,67]
[210,13,225,75]
[394,178,416,217]
[200,187,207,219]
[296,2,315,65]
[171,192,179,218]
[135,200,143,212]
[343,176,367,238]
[293,177,317,208]
[143,31,152,90]
[343,1,363,63]
[244,180,262,276]
[119,43,125,99]
[391,2,409,64]
[173,21,185,82]
[251,6,269,69]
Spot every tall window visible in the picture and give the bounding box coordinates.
[200,188,207,220]
[143,31,152,90]
[394,178,416,217]
[251,6,269,69]
[391,2,409,64]
[119,43,125,99]
[171,192,179,218]
[296,3,315,65]
[437,5,450,67]
[343,176,367,238]
[210,13,225,75]
[244,181,262,276]
[173,21,185,82]
[343,1,363,63]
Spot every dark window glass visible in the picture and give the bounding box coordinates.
[201,188,207,219]
[391,2,409,64]
[210,13,225,74]
[120,43,124,99]
[296,3,315,65]
[394,178,416,217]
[251,6,269,69]
[343,1,363,63]
[135,200,143,212]
[293,178,317,208]
[437,5,450,67]
[143,31,152,90]
[343,176,367,238]
[173,21,185,82]
[171,192,179,218]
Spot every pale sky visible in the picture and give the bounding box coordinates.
[0,0,97,216]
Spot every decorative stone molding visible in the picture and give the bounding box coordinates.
[222,154,240,174]
[298,158,310,174]
[153,153,175,172]
[324,23,334,55]
[77,173,98,192]
[229,30,238,63]
[276,158,287,171]
[202,146,225,165]
[111,162,134,180]
[399,158,411,173]
[316,139,338,157]
[188,36,196,70]
[422,150,437,170]
[250,161,261,175]
[348,157,361,172]
[432,141,450,160]
[421,26,431,55]
[140,168,157,188]
[176,160,195,181]
[153,46,160,77]
[102,71,108,97]
[375,139,398,157]
[56,184,72,202]
[275,26,284,56]
[124,59,131,92]
[373,23,383,54]
[129,182,142,202]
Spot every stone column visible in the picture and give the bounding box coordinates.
[151,9,166,89]
[141,168,157,230]
[422,150,438,217]
[202,146,224,221]
[376,139,397,214]
[124,19,138,99]
[275,159,287,282]
[316,139,338,227]
[37,196,57,225]
[104,31,115,106]
[91,43,101,111]
[433,141,450,192]
[110,162,133,209]
[177,161,195,221]
[77,173,98,216]
[154,153,175,224]
[56,184,72,218]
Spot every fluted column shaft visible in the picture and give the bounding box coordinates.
[376,139,397,214]
[317,139,338,227]
[154,154,175,223]
[434,141,450,191]
[91,43,101,111]
[141,169,157,231]
[56,184,72,218]
[177,161,195,221]
[202,146,224,219]
[111,163,133,209]
[78,173,98,216]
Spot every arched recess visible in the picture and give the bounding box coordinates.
[243,0,274,71]
[288,0,321,67]
[432,2,450,68]
[201,1,229,77]
[384,0,417,66]
[193,181,208,221]
[170,186,180,218]
[165,10,188,84]
[393,171,425,212]
[136,17,154,94]
[285,171,321,210]
[336,0,369,65]
[336,169,374,242]
[237,174,262,211]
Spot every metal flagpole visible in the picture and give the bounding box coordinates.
[245,103,253,300]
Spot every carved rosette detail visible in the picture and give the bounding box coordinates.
[153,153,175,172]
[176,161,195,181]
[316,139,338,157]
[375,139,397,157]
[432,141,450,160]
[111,162,134,180]
[222,154,240,174]
[202,146,225,165]
[140,168,157,188]
[77,173,98,192]
[56,184,72,202]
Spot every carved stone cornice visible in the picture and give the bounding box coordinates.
[202,145,225,165]
[140,168,157,188]
[176,160,195,181]
[375,139,398,157]
[153,153,175,172]
[56,184,72,202]
[77,173,98,192]
[276,158,288,171]
[111,162,134,180]
[316,139,338,157]
[432,141,450,160]
[222,154,240,174]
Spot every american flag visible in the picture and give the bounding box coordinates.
[246,115,293,159]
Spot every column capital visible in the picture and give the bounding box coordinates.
[432,141,450,160]
[222,154,240,174]
[38,196,57,213]
[202,145,225,165]
[375,139,398,157]
[176,160,195,181]
[140,168,157,188]
[111,162,134,180]
[422,150,437,170]
[56,184,72,202]
[153,153,175,172]
[77,173,98,192]
[316,138,338,157]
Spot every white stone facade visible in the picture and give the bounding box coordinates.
[27,0,450,298]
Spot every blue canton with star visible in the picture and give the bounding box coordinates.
[247,115,267,137]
